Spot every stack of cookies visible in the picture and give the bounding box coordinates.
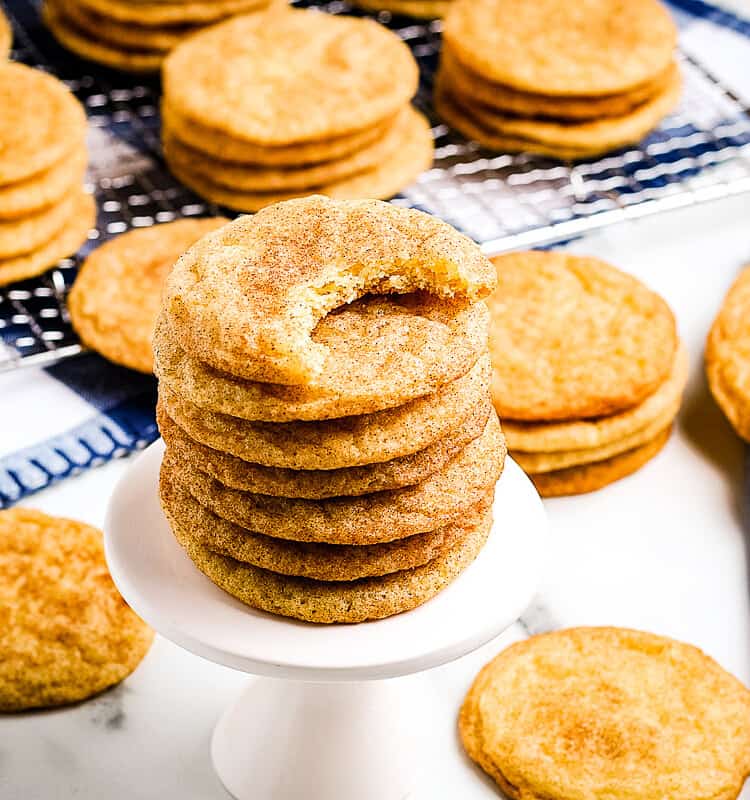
[0,63,94,287]
[487,251,686,497]
[69,217,227,373]
[0,508,154,711]
[437,0,681,159]
[461,628,750,800]
[155,196,503,623]
[43,0,276,72]
[706,265,750,442]
[161,7,433,212]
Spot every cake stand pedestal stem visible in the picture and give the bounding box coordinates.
[211,676,434,800]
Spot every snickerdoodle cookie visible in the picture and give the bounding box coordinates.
[0,192,95,286]
[0,508,153,711]
[706,266,750,442]
[488,251,677,421]
[157,399,490,499]
[460,627,750,800]
[487,250,682,495]
[0,63,87,186]
[163,413,503,544]
[161,468,491,581]
[0,189,84,259]
[0,147,87,221]
[69,218,227,373]
[439,0,679,158]
[503,344,687,452]
[160,356,491,470]
[170,504,492,623]
[163,9,417,146]
[154,293,488,420]
[162,196,495,385]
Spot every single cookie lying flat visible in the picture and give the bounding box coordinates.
[0,191,94,287]
[163,8,418,146]
[440,49,672,121]
[504,344,687,452]
[443,0,677,97]
[0,145,87,221]
[0,188,84,259]
[0,62,87,187]
[460,627,750,800]
[0,508,153,711]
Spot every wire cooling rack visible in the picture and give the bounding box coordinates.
[1,0,750,373]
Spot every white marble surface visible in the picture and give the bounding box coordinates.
[1,193,750,799]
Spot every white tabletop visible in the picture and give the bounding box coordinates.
[2,192,750,799]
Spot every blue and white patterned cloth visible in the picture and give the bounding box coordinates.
[0,0,749,508]
[0,354,157,506]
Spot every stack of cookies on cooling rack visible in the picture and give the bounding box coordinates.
[155,196,503,623]
[43,0,275,72]
[161,7,433,212]
[487,251,686,496]
[437,0,681,159]
[0,63,93,287]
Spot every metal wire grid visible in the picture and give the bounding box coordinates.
[1,0,750,373]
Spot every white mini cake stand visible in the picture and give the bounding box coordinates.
[104,440,547,800]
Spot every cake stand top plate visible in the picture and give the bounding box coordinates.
[104,440,547,681]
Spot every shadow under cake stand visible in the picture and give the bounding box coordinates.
[104,440,547,800]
